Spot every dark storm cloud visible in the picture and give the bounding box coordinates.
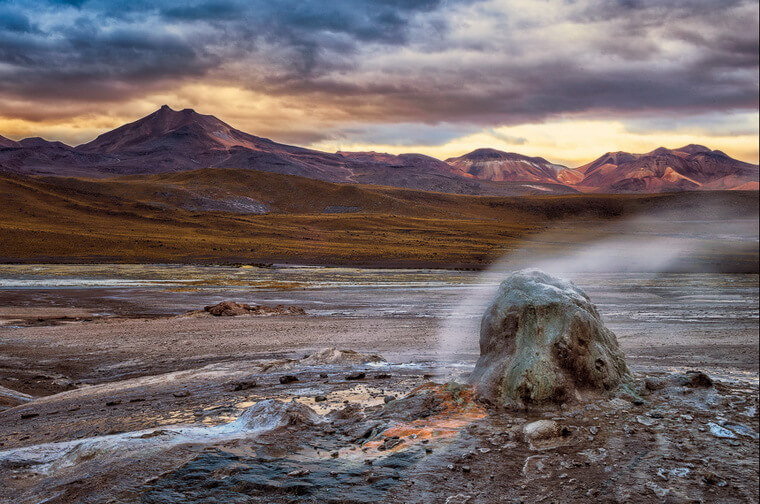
[0,0,449,105]
[0,0,757,130]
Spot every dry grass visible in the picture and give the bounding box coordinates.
[0,169,756,269]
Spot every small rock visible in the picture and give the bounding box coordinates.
[383,395,396,404]
[645,481,671,499]
[523,420,560,442]
[172,391,190,398]
[462,465,471,473]
[589,426,599,435]
[280,375,299,384]
[636,415,656,426]
[106,399,123,405]
[701,471,727,486]
[331,451,339,458]
[707,422,736,439]
[232,380,257,391]
[681,371,713,388]
[445,495,471,504]
[287,469,310,477]
[345,372,366,380]
[314,395,328,403]
[383,437,404,450]
[375,373,391,379]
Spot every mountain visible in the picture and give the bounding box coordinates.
[0,106,576,196]
[0,107,756,195]
[445,148,584,185]
[0,135,19,148]
[576,145,758,193]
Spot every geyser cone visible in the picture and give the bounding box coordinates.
[470,269,631,407]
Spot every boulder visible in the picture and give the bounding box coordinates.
[300,348,385,366]
[204,301,251,316]
[470,269,631,407]
[237,399,320,430]
[522,420,560,442]
[202,301,307,317]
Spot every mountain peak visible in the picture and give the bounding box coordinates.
[675,144,711,155]
[446,148,571,183]
[77,105,235,153]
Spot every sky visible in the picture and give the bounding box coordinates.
[0,0,758,167]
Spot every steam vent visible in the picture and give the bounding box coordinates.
[470,269,632,408]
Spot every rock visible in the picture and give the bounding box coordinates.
[678,371,713,388]
[383,395,396,404]
[279,375,299,384]
[645,481,671,499]
[725,423,759,439]
[314,395,327,402]
[287,468,310,477]
[203,301,307,317]
[381,437,404,450]
[700,471,727,486]
[204,301,251,316]
[172,390,190,398]
[646,371,713,392]
[470,269,631,407]
[375,373,391,379]
[301,348,384,365]
[636,415,656,426]
[523,420,560,441]
[237,399,320,430]
[445,494,471,504]
[345,372,366,380]
[232,380,257,391]
[707,422,736,439]
[106,400,122,405]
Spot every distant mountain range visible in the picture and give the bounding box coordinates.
[1,106,757,194]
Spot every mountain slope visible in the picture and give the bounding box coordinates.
[0,107,756,194]
[0,106,577,195]
[445,148,583,185]
[576,145,758,193]
[0,135,19,148]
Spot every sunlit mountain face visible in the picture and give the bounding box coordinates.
[0,0,757,167]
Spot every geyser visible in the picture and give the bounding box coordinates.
[470,269,631,408]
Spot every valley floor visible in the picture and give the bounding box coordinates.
[0,273,757,502]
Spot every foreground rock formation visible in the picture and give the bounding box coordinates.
[470,269,631,407]
[201,301,306,316]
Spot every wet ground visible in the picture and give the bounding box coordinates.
[0,266,758,503]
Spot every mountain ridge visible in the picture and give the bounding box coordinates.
[0,106,756,194]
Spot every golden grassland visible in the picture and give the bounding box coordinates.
[0,169,757,270]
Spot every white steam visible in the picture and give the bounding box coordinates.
[436,201,759,362]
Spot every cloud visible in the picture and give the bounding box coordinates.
[0,0,756,160]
